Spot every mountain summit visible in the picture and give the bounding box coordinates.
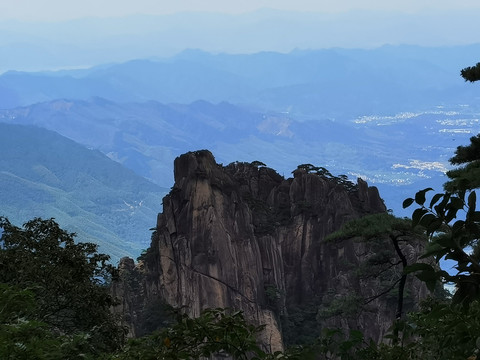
[113,150,429,350]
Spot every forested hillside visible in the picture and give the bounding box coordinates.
[0,123,167,261]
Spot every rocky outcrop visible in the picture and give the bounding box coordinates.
[110,257,146,337]
[115,150,428,350]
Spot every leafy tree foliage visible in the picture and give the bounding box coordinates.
[251,160,267,168]
[306,293,480,359]
[307,297,480,359]
[313,328,382,360]
[0,284,119,360]
[281,302,322,346]
[292,164,357,192]
[110,308,308,360]
[447,64,480,191]
[0,217,126,355]
[0,284,62,359]
[444,134,480,192]
[461,62,480,82]
[0,218,302,359]
[294,164,332,177]
[404,298,480,359]
[320,131,480,358]
[326,213,424,320]
[397,168,480,358]
[403,188,480,306]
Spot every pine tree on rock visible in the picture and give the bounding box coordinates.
[461,62,480,82]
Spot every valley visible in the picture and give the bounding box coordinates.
[2,3,480,358]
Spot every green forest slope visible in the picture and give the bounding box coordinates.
[0,123,167,262]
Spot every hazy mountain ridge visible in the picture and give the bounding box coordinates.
[0,123,168,263]
[1,46,479,250]
[1,9,480,73]
[2,97,479,217]
[1,46,479,119]
[0,98,263,185]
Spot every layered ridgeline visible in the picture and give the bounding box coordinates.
[2,97,477,217]
[0,123,167,262]
[112,150,429,351]
[1,46,479,117]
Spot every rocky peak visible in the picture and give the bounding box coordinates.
[115,150,427,351]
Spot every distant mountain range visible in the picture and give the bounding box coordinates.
[1,46,479,119]
[0,98,264,186]
[1,9,480,72]
[2,46,480,262]
[0,123,167,263]
[2,97,478,218]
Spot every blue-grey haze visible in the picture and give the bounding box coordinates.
[1,9,480,73]
[1,44,479,263]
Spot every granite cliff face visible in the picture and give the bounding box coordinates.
[113,150,428,349]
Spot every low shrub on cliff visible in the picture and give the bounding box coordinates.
[111,308,309,360]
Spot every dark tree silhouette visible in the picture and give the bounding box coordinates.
[461,62,480,82]
[444,134,480,192]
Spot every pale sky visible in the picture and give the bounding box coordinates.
[2,0,480,21]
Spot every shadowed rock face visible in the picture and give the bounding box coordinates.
[113,150,427,350]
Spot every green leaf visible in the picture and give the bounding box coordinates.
[419,242,445,259]
[430,193,444,208]
[418,213,436,228]
[467,191,477,210]
[448,197,465,211]
[415,188,433,206]
[467,211,480,222]
[434,193,451,218]
[451,220,465,236]
[415,269,438,282]
[445,208,460,223]
[426,218,443,236]
[349,329,363,341]
[406,264,439,292]
[437,270,452,281]
[425,280,437,292]
[402,198,414,208]
[412,208,428,228]
[465,222,480,238]
[404,263,435,275]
